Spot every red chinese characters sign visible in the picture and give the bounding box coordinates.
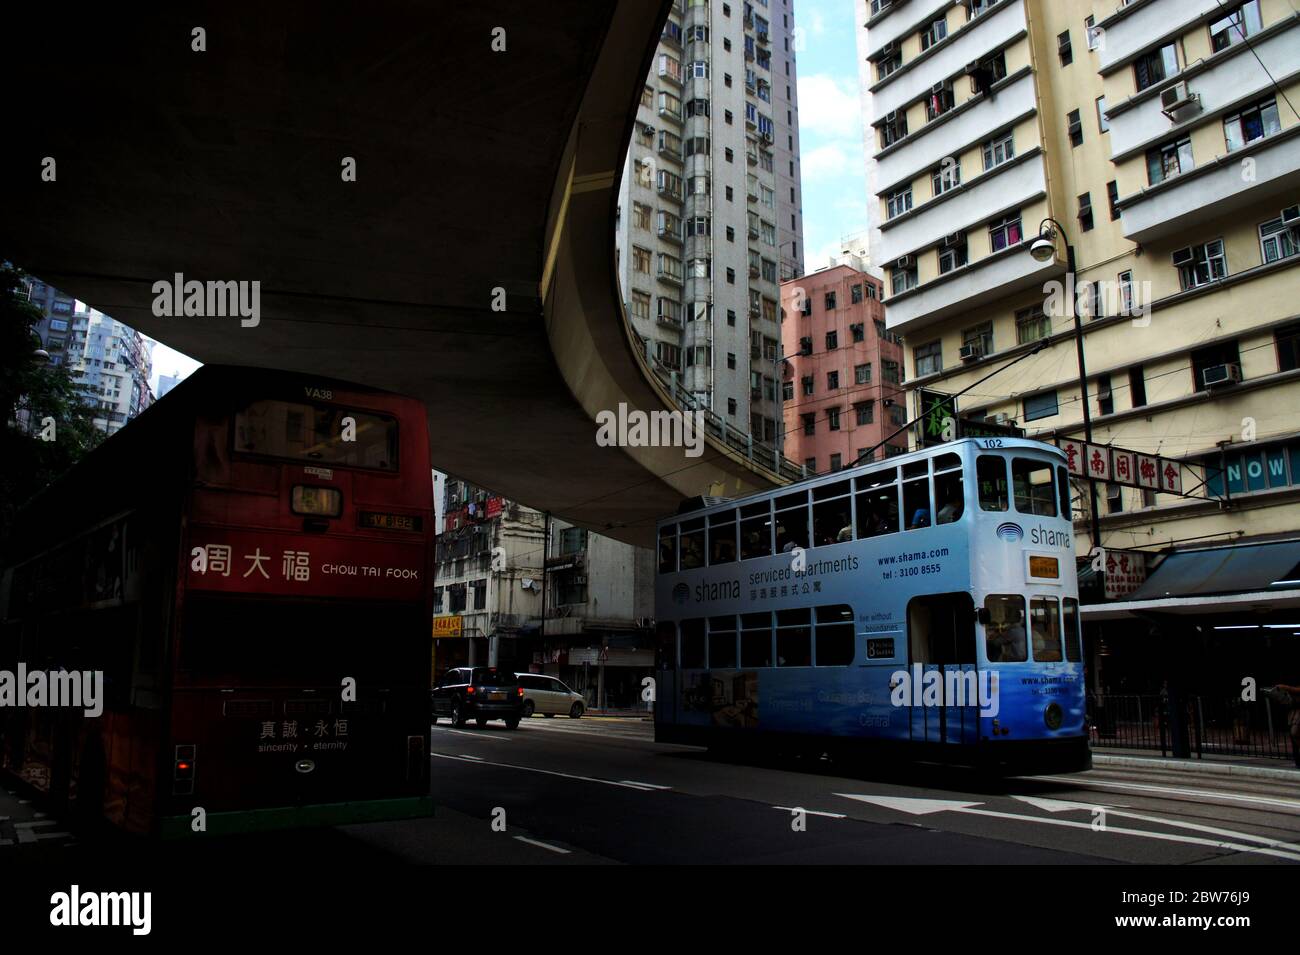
[1103,549,1148,600]
[1057,440,1185,497]
[1060,438,1086,476]
[186,526,426,600]
[1086,443,1112,481]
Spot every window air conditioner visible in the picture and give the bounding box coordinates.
[943,231,964,247]
[1159,81,1197,118]
[988,412,1010,425]
[959,342,983,361]
[895,255,914,269]
[1203,363,1242,388]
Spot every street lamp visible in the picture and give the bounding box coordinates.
[1030,217,1101,553]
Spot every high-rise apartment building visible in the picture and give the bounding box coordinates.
[860,0,1300,694]
[21,278,154,435]
[780,261,907,473]
[616,0,805,454]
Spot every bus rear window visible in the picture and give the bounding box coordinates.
[1012,458,1057,516]
[234,400,397,471]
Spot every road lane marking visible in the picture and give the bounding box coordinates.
[834,793,1300,862]
[1031,775,1300,813]
[457,754,484,761]
[1010,794,1300,853]
[773,806,847,819]
[513,835,571,854]
[620,781,672,789]
[431,753,668,791]
[435,727,514,741]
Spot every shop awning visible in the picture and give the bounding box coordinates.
[1081,539,1300,621]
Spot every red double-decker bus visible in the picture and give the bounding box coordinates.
[0,366,434,836]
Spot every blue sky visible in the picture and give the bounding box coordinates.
[793,0,870,270]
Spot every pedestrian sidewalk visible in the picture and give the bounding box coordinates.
[1091,745,1300,781]
[582,707,653,720]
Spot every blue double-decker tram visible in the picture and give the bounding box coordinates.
[654,437,1090,774]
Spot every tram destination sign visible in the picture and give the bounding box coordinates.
[916,389,1026,448]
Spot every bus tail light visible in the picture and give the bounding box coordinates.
[173,744,196,795]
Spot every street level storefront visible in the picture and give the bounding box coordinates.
[530,633,654,710]
[1081,538,1300,759]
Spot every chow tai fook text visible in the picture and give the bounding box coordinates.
[186,528,426,599]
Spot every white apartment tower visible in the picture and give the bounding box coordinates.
[616,0,805,453]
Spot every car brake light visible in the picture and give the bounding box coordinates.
[466,686,476,694]
[517,687,524,696]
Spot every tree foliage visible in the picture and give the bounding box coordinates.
[1,265,103,538]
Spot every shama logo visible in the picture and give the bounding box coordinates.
[995,522,1024,542]
[671,583,690,606]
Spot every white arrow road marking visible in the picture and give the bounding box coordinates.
[774,806,847,819]
[834,793,1300,861]
[1010,795,1300,854]
[513,836,571,854]
[432,753,667,791]
[830,794,983,815]
[1031,776,1300,813]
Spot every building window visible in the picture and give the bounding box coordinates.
[1096,96,1109,134]
[1117,271,1134,314]
[1260,209,1300,263]
[1107,181,1120,220]
[855,401,874,425]
[1276,321,1300,372]
[886,187,913,220]
[1224,98,1281,152]
[1085,16,1101,50]
[632,246,651,274]
[850,284,864,305]
[1024,390,1059,421]
[1057,30,1073,66]
[890,263,918,295]
[828,408,841,431]
[781,381,793,402]
[876,49,902,81]
[1077,192,1094,232]
[931,161,961,196]
[1174,239,1227,290]
[1133,43,1177,92]
[914,340,942,377]
[630,291,650,321]
[850,323,865,343]
[1191,340,1241,392]
[801,375,814,396]
[727,309,736,326]
[988,214,1023,253]
[1146,137,1193,184]
[826,330,838,350]
[825,291,837,310]
[1129,365,1147,407]
[1015,305,1051,344]
[882,360,900,384]
[1210,0,1262,52]
[920,16,947,51]
[1097,373,1114,415]
[1067,109,1083,147]
[926,83,955,121]
[962,322,993,357]
[982,131,1014,170]
[726,267,736,284]
[727,352,737,370]
[827,371,840,390]
[881,112,908,148]
[938,236,968,274]
[802,414,816,435]
[656,342,681,370]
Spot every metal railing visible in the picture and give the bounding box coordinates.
[1087,693,1296,761]
[645,355,804,481]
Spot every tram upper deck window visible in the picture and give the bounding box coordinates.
[812,480,852,546]
[1062,597,1082,662]
[658,525,677,574]
[709,510,738,565]
[984,594,1027,662]
[1012,458,1057,516]
[680,518,706,570]
[977,455,1008,510]
[855,468,900,538]
[903,461,932,529]
[933,452,964,524]
[740,501,773,560]
[1030,596,1062,661]
[774,490,809,553]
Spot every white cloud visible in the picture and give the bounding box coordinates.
[801,142,852,182]
[796,74,863,140]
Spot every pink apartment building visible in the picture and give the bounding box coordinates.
[780,263,907,474]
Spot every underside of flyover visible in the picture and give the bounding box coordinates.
[0,1,785,547]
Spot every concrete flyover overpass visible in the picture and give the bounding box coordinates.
[0,1,795,547]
